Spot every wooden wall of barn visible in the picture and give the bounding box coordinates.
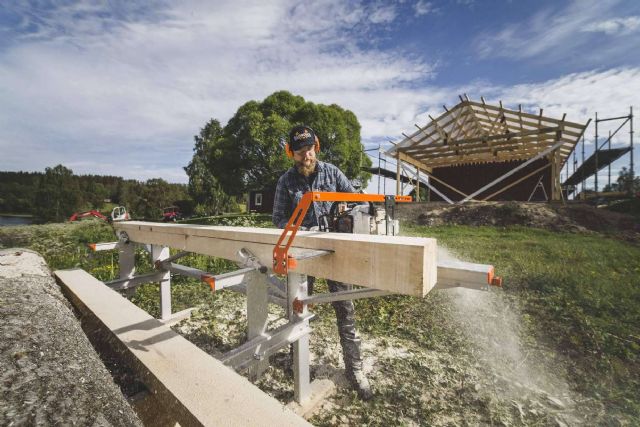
[428,158,552,202]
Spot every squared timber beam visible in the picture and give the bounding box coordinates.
[114,222,438,297]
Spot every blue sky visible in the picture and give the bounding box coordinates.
[1,0,638,193]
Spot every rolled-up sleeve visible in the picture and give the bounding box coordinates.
[272,175,291,229]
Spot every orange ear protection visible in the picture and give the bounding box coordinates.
[285,135,320,158]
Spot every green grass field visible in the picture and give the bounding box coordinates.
[1,218,638,424]
[404,225,640,419]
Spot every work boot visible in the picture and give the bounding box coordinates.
[346,368,374,401]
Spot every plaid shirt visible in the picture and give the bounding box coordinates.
[272,161,355,229]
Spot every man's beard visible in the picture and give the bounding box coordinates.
[295,158,317,177]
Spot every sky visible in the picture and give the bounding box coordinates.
[1,0,639,194]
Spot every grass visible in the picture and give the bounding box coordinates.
[2,217,639,424]
[403,224,640,422]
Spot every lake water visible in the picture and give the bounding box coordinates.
[0,215,34,227]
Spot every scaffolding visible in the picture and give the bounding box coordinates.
[563,107,634,198]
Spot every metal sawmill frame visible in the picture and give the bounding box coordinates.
[86,222,500,406]
[386,95,590,203]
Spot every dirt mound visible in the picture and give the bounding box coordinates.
[398,201,639,239]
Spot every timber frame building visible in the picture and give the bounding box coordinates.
[387,97,590,202]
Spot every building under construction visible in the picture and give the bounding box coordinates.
[385,97,592,202]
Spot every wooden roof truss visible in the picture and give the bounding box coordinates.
[388,99,589,170]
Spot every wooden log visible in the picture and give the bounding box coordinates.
[114,222,438,297]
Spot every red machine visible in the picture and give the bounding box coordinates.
[69,206,130,223]
[162,206,182,222]
[69,210,108,222]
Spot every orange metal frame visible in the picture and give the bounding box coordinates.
[272,191,412,274]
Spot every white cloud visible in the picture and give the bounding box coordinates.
[473,0,638,64]
[0,0,433,182]
[387,67,639,149]
[414,1,433,16]
[582,16,640,35]
[369,5,397,24]
[481,68,639,131]
[1,0,637,191]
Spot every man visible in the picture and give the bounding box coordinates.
[272,124,373,400]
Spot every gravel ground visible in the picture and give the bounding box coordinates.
[0,248,142,427]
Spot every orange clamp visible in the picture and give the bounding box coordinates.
[487,267,503,287]
[292,298,304,314]
[201,274,216,292]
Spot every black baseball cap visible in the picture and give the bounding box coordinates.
[288,125,316,152]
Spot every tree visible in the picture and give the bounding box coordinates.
[184,119,235,215]
[35,165,82,222]
[191,91,372,197]
[131,178,190,219]
[615,167,640,194]
[84,181,108,209]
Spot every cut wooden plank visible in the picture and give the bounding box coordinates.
[54,268,309,427]
[435,259,494,290]
[114,222,438,297]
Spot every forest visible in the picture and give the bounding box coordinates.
[0,166,195,222]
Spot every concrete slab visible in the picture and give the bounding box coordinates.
[54,268,310,427]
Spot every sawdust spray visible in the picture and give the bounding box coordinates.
[438,246,577,415]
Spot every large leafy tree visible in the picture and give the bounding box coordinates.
[35,164,82,222]
[132,178,189,219]
[190,91,372,197]
[184,119,234,215]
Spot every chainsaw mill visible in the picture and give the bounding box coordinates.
[59,190,502,411]
[319,196,400,235]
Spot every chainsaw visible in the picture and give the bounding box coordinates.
[273,192,411,274]
[318,197,401,236]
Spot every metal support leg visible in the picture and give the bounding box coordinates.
[152,245,171,320]
[118,241,136,297]
[246,271,269,378]
[287,272,310,404]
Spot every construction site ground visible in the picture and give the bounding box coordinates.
[0,203,638,426]
[396,200,640,241]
